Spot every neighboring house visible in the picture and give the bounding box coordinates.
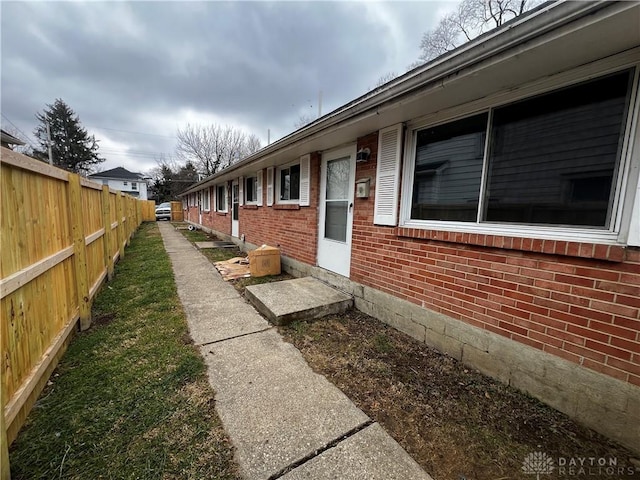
[181,2,640,452]
[89,167,149,200]
[1,129,26,149]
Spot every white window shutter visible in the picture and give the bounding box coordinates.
[267,167,274,206]
[212,186,216,211]
[299,154,311,206]
[239,176,244,206]
[374,124,403,226]
[257,170,263,206]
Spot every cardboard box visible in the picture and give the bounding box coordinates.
[249,245,281,277]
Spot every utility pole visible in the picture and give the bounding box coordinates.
[45,120,53,165]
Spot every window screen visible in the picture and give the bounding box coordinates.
[246,176,257,202]
[412,114,487,222]
[280,165,300,201]
[216,186,226,211]
[408,69,633,229]
[484,71,632,227]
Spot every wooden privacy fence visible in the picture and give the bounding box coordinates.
[0,148,149,452]
[170,201,183,222]
[141,200,156,222]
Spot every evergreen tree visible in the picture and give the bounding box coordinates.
[33,99,104,175]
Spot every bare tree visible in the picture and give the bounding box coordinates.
[370,72,399,90]
[294,114,316,129]
[418,0,538,63]
[175,123,262,176]
[245,133,262,155]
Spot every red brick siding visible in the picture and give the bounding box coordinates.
[202,185,232,235]
[239,153,320,266]
[185,187,232,235]
[351,131,640,386]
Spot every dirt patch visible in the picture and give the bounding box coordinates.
[93,312,116,326]
[181,332,194,345]
[279,310,640,480]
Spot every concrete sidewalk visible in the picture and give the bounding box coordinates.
[158,223,432,480]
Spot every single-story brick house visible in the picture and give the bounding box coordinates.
[181,1,640,452]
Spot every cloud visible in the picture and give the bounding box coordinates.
[1,1,445,174]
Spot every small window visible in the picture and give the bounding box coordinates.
[412,114,487,222]
[245,176,258,203]
[216,185,227,212]
[202,188,210,211]
[278,164,300,202]
[123,181,128,186]
[131,182,137,190]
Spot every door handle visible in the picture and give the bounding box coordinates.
[349,202,353,212]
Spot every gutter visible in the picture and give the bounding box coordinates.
[181,0,621,196]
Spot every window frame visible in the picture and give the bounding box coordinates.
[216,184,228,213]
[399,66,640,245]
[245,175,258,204]
[202,187,211,212]
[276,161,301,204]
[131,182,137,190]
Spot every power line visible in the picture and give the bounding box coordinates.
[101,147,169,155]
[88,125,177,139]
[0,113,39,149]
[100,150,169,159]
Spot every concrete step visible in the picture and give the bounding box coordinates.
[246,276,353,325]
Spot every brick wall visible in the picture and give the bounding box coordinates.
[351,131,640,387]
[185,205,198,224]
[202,186,231,235]
[239,153,321,266]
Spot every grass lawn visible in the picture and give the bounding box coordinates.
[174,226,294,291]
[9,223,240,480]
[173,225,244,264]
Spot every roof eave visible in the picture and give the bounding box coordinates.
[181,0,615,196]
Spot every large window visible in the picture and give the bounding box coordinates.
[408,70,634,230]
[216,185,227,212]
[246,176,258,203]
[278,164,300,201]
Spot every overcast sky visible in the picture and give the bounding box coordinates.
[2,1,453,175]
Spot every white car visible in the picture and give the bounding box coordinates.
[155,202,172,221]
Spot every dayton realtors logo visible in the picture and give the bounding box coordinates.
[522,452,555,479]
[522,452,639,478]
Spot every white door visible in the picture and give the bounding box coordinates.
[317,145,356,277]
[231,180,239,237]
[198,192,202,225]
